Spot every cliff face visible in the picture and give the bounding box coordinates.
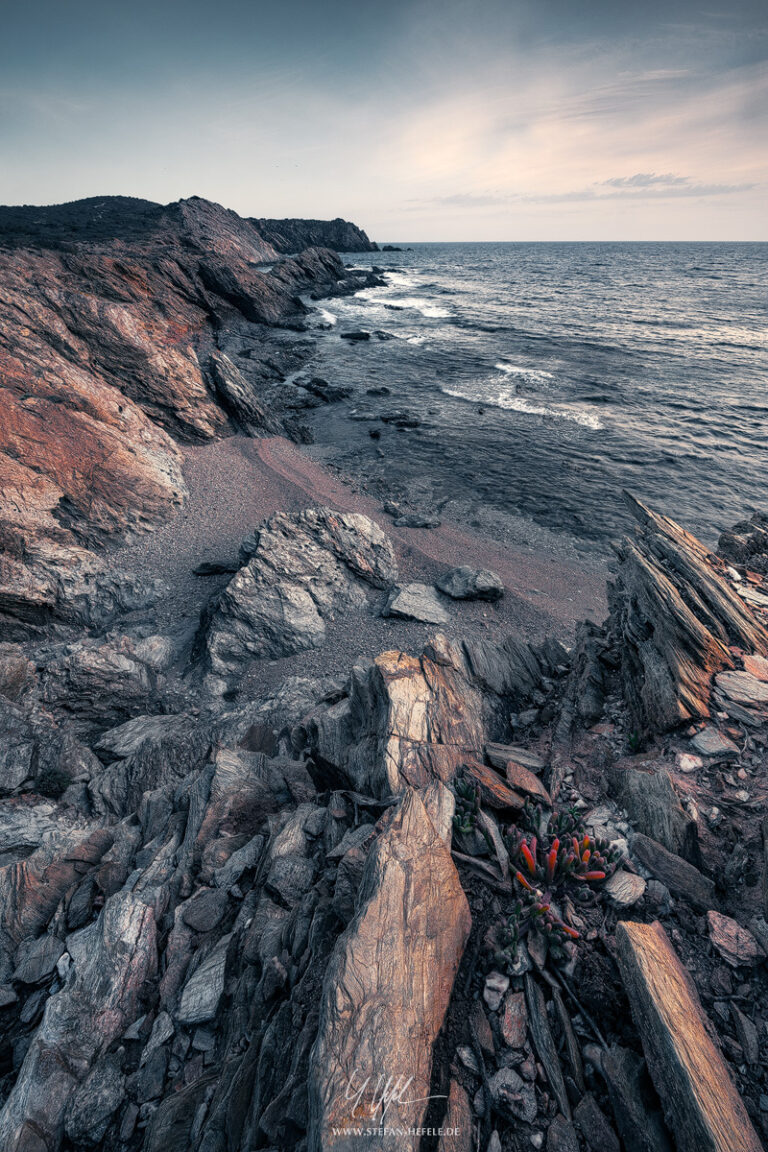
[0,196,378,634]
[249,216,378,253]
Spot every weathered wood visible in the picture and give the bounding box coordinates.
[631,833,716,911]
[615,919,763,1152]
[524,974,570,1121]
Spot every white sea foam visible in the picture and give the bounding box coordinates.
[382,296,451,319]
[315,308,337,327]
[442,374,604,430]
[494,361,554,382]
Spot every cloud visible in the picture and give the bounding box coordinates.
[600,172,692,188]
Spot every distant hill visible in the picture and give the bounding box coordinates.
[0,195,377,254]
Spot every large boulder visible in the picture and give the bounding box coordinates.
[308,785,471,1151]
[203,507,398,673]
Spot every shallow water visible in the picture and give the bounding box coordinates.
[305,242,768,547]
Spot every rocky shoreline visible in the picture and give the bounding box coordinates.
[1,197,768,1152]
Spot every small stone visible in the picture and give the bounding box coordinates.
[181,889,229,933]
[501,990,528,1048]
[471,1001,496,1056]
[0,986,18,1008]
[176,935,231,1024]
[691,725,739,760]
[676,752,703,773]
[530,1135,544,1150]
[603,869,646,907]
[383,583,450,625]
[707,911,764,968]
[488,1067,537,1124]
[457,1044,480,1074]
[716,670,768,707]
[436,566,504,602]
[505,761,551,804]
[484,970,510,1012]
[13,935,65,984]
[488,1134,502,1152]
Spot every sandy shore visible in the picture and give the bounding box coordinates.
[121,434,608,688]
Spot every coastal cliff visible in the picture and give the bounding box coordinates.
[249,216,378,253]
[1,196,768,1152]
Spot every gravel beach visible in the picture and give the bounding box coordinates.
[120,433,608,689]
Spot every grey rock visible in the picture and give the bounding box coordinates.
[436,566,504,601]
[13,934,65,984]
[691,725,740,760]
[383,583,450,624]
[180,889,229,934]
[64,1055,125,1146]
[176,934,231,1025]
[393,514,441,529]
[204,507,397,672]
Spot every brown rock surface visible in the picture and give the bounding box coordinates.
[608,496,768,734]
[309,786,471,1150]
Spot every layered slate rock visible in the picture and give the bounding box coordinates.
[203,508,398,673]
[309,786,471,1151]
[300,631,546,798]
[608,495,768,734]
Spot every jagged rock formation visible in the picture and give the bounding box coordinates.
[299,631,554,797]
[608,495,768,734]
[0,197,380,635]
[249,217,378,253]
[202,508,398,676]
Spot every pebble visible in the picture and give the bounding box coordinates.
[676,752,703,773]
[483,970,510,1012]
[603,869,646,907]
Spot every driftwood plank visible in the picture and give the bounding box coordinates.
[616,920,762,1152]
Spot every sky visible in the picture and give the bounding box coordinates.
[1,0,767,239]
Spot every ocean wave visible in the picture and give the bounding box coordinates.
[441,382,604,430]
[494,362,554,383]
[382,296,452,319]
[314,308,337,327]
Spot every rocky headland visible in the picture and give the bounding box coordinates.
[1,196,768,1152]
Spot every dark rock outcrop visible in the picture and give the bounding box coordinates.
[249,216,378,253]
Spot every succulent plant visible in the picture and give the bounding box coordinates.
[452,777,481,837]
[490,801,621,971]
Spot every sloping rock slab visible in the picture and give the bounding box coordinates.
[309,786,471,1150]
[608,496,768,734]
[203,507,397,671]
